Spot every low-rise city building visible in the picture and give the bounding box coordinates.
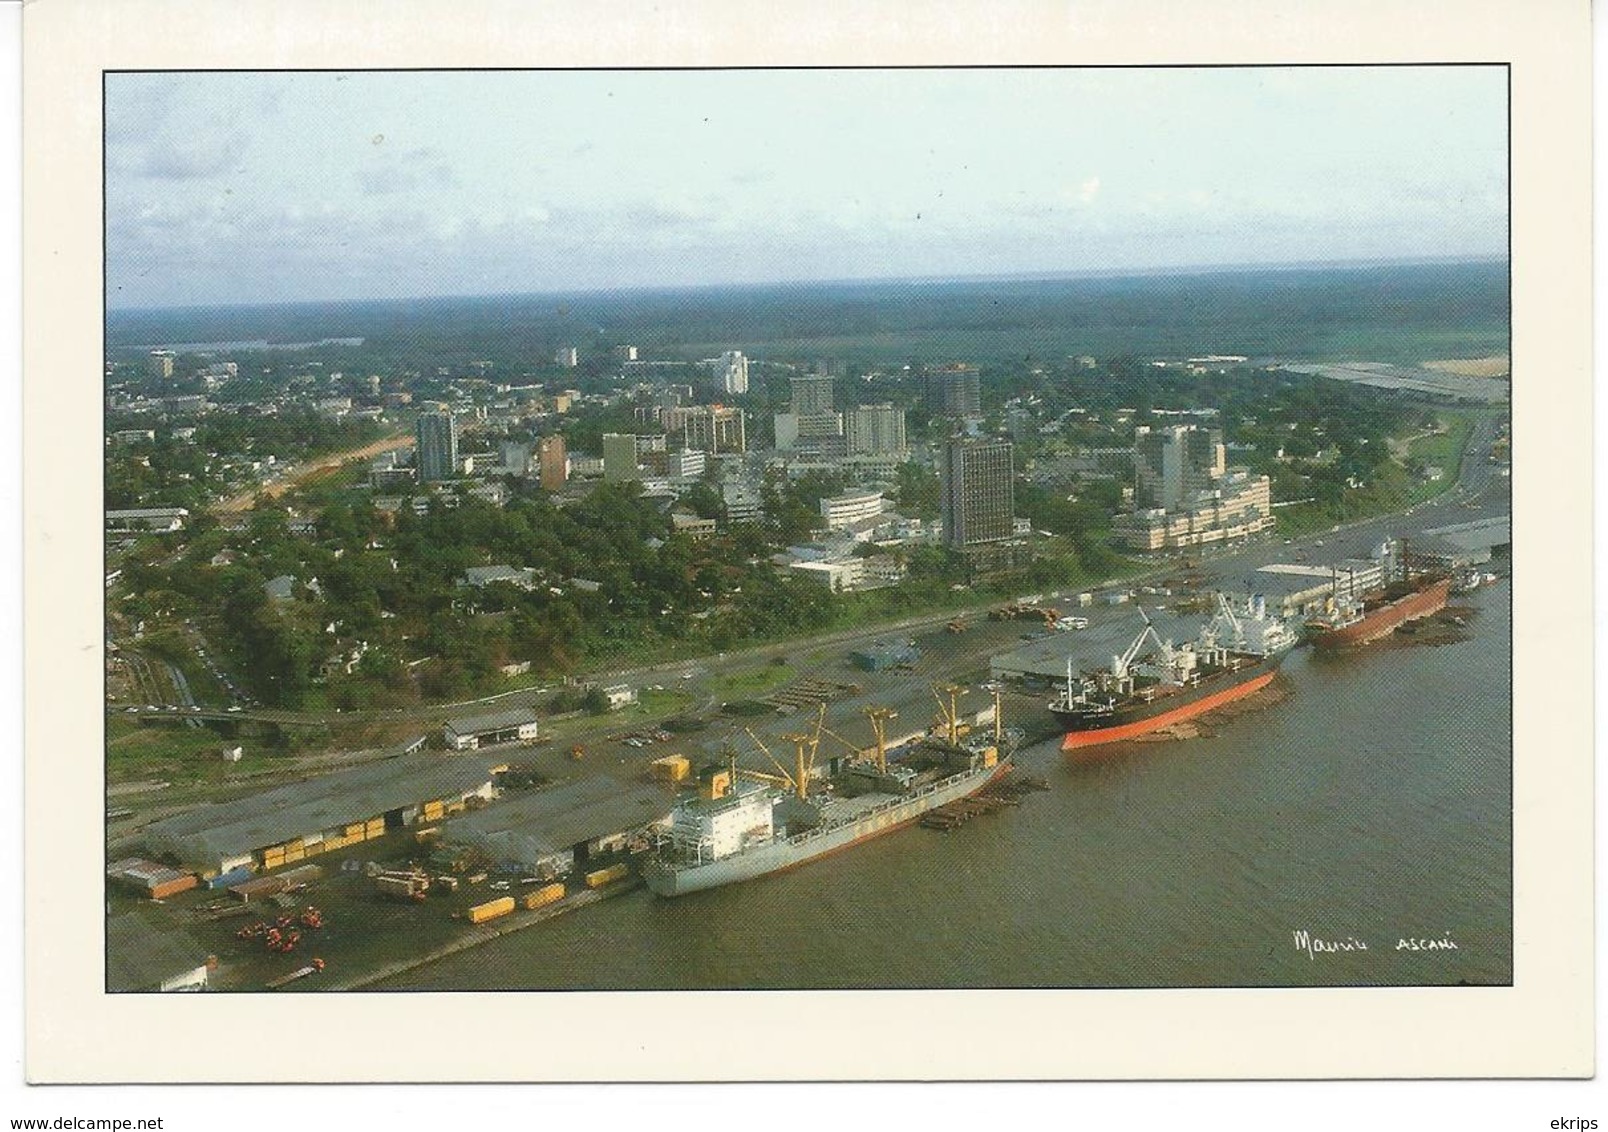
[819,490,886,530]
[443,707,541,751]
[105,507,189,534]
[1114,469,1273,551]
[460,564,539,590]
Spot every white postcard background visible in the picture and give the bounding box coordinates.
[21,0,1592,1083]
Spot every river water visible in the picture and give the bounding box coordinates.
[380,583,1511,990]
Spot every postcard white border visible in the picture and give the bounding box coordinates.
[22,0,1592,1082]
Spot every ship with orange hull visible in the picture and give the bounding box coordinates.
[1306,574,1452,650]
[1051,595,1297,753]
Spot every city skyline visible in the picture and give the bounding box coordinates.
[106,67,1507,310]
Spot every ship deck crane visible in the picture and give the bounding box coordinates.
[744,704,827,801]
[1112,607,1166,680]
[813,705,900,774]
[933,684,968,746]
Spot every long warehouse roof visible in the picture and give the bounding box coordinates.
[445,706,540,734]
[141,754,502,864]
[449,776,671,864]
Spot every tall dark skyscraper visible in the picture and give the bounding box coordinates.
[940,437,1015,548]
[789,373,836,415]
[924,366,982,420]
[416,411,459,482]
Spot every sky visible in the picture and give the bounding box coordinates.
[105,67,1508,309]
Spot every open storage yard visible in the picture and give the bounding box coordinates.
[110,820,646,992]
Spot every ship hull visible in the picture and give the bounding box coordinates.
[642,756,1010,897]
[1054,653,1285,752]
[1309,577,1452,649]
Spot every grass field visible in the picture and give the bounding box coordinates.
[710,665,796,700]
[1276,411,1477,537]
[106,716,251,785]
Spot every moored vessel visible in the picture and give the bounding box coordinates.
[1305,545,1452,649]
[643,688,1014,897]
[1051,594,1297,752]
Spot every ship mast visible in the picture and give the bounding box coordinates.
[862,706,897,773]
[933,683,966,745]
[743,728,809,798]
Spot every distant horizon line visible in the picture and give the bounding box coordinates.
[106,252,1509,317]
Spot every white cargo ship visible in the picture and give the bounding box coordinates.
[642,690,1013,897]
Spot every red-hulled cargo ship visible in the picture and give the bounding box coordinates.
[1051,595,1296,753]
[1305,574,1452,650]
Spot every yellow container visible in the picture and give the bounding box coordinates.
[345,823,365,838]
[466,896,516,924]
[302,841,324,857]
[261,854,284,870]
[651,755,690,783]
[422,801,445,820]
[366,827,386,841]
[284,847,305,862]
[522,883,565,911]
[282,839,303,851]
[364,819,385,834]
[585,864,628,889]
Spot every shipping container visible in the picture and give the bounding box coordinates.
[585,864,629,889]
[345,823,365,838]
[651,755,690,783]
[365,827,386,841]
[148,874,199,900]
[522,883,565,911]
[375,874,429,901]
[206,866,255,890]
[466,896,516,924]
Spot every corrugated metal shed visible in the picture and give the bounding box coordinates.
[141,754,500,869]
[107,858,193,891]
[448,776,671,867]
[445,707,541,735]
[1423,515,1511,552]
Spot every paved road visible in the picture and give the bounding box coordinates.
[211,432,415,514]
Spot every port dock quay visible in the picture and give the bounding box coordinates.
[328,879,637,991]
[988,606,1202,685]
